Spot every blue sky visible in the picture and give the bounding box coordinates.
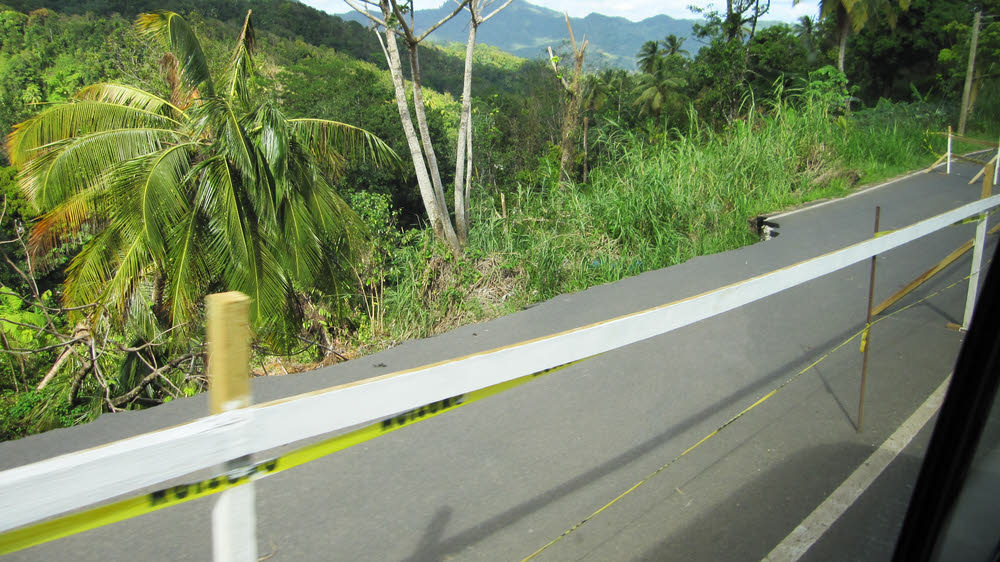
[309,1,818,23]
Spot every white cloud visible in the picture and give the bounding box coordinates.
[307,0,818,23]
[531,0,817,22]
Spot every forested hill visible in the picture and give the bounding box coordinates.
[0,0,562,214]
[337,0,703,69]
[0,0,528,95]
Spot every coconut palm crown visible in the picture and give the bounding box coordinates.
[6,11,398,346]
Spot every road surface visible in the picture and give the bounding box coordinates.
[1,161,995,561]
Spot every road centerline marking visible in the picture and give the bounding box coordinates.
[762,376,950,562]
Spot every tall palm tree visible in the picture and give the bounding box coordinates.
[794,14,816,39]
[633,58,687,119]
[795,0,910,73]
[6,11,397,347]
[794,15,818,62]
[661,34,689,58]
[637,40,662,74]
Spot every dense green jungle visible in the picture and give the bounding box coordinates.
[0,0,997,439]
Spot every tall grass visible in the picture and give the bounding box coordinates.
[372,96,948,341]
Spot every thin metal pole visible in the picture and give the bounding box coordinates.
[947,126,953,175]
[859,206,881,433]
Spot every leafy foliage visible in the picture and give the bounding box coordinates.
[8,11,398,348]
[0,0,989,441]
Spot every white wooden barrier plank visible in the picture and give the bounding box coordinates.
[247,194,1000,452]
[0,410,250,533]
[2,194,999,534]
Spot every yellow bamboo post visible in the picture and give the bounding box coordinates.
[995,137,999,185]
[207,291,257,562]
[209,292,252,414]
[926,152,949,174]
[968,153,998,185]
[874,222,1000,317]
[963,165,994,330]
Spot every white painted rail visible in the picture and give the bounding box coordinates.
[2,194,999,536]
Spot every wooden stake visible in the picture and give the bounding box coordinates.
[858,207,880,433]
[952,153,989,165]
[873,221,1000,317]
[949,133,999,147]
[208,292,252,413]
[984,140,1000,185]
[963,164,994,330]
[926,152,949,174]
[968,153,998,184]
[206,291,257,562]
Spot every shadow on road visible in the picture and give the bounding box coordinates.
[398,326,867,561]
[632,444,923,562]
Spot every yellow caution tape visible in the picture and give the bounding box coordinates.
[0,360,583,555]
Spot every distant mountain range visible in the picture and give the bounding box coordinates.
[336,1,706,69]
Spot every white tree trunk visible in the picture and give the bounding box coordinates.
[407,46,452,223]
[464,115,472,224]
[454,21,477,244]
[383,28,461,252]
[346,0,511,254]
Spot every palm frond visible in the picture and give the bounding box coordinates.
[93,233,155,324]
[8,100,179,170]
[226,10,256,107]
[28,184,108,257]
[278,197,323,285]
[250,102,290,186]
[197,156,288,327]
[62,225,148,318]
[136,11,216,98]
[74,83,182,116]
[164,209,209,331]
[19,128,174,211]
[108,145,193,260]
[197,98,261,186]
[289,118,400,179]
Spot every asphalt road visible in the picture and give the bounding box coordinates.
[1,161,995,561]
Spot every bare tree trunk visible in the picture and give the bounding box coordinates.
[382,27,461,252]
[959,10,981,136]
[583,115,589,183]
[454,20,477,244]
[407,45,451,221]
[969,66,982,121]
[559,55,585,182]
[559,93,580,181]
[36,322,89,389]
[347,0,509,252]
[464,117,472,229]
[549,14,588,184]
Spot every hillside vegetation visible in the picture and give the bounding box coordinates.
[0,0,997,439]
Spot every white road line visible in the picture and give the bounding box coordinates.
[762,376,951,562]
